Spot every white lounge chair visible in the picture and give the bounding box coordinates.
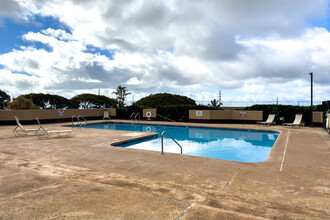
[257,114,276,125]
[36,118,72,138]
[13,116,43,136]
[103,111,110,120]
[283,114,304,127]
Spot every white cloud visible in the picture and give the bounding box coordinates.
[126,77,143,85]
[0,69,41,96]
[41,28,72,40]
[0,0,329,102]
[0,0,27,24]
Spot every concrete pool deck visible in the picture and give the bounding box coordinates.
[0,120,329,219]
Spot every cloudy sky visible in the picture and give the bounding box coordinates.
[0,0,329,105]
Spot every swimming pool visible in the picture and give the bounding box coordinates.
[82,122,279,162]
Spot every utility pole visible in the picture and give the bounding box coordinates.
[309,72,313,127]
[219,90,221,108]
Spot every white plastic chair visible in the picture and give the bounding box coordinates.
[283,114,304,127]
[37,118,72,138]
[103,111,110,120]
[13,116,42,136]
[257,114,276,125]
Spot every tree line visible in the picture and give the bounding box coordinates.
[0,90,118,110]
[0,87,220,114]
[1,88,324,124]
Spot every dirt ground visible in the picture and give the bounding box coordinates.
[0,120,329,219]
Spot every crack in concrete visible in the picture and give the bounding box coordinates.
[219,167,241,193]
[280,130,290,171]
[197,204,272,220]
[176,202,195,220]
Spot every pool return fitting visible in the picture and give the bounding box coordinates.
[161,131,182,155]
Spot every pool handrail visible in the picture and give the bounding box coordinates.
[72,115,87,128]
[161,131,182,155]
[134,112,140,121]
[72,115,80,128]
[130,112,136,120]
[78,115,87,125]
[130,112,140,122]
[156,113,176,122]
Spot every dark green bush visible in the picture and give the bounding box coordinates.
[116,104,216,122]
[156,105,216,122]
[116,105,143,119]
[135,93,196,107]
[71,93,116,109]
[0,90,10,109]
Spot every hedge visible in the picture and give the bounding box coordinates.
[117,104,324,125]
[245,104,322,126]
[117,104,217,122]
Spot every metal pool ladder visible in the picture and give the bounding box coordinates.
[72,115,79,128]
[78,115,87,125]
[130,112,140,121]
[161,131,182,155]
[134,112,140,121]
[72,115,87,128]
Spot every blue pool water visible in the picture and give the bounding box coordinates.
[82,122,279,162]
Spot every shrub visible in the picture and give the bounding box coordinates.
[71,93,116,109]
[245,104,322,126]
[135,93,196,108]
[7,96,39,110]
[116,104,216,122]
[0,90,10,109]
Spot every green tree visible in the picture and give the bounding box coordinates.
[23,93,77,109]
[48,94,78,109]
[93,95,116,108]
[7,96,39,110]
[210,99,219,108]
[0,90,10,109]
[71,93,116,109]
[22,93,48,108]
[112,85,131,109]
[135,93,196,108]
[209,99,222,109]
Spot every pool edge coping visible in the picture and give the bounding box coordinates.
[77,120,283,164]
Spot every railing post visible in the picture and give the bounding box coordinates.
[161,131,182,155]
[78,115,87,126]
[130,112,136,120]
[72,115,79,128]
[134,112,140,121]
[161,132,164,154]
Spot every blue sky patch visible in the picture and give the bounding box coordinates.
[85,45,117,60]
[25,40,53,52]
[12,70,33,77]
[0,15,70,54]
[0,1,329,102]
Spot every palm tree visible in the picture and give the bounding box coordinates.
[210,99,220,108]
[112,85,131,109]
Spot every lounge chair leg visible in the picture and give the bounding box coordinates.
[13,126,26,137]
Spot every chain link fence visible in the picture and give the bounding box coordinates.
[196,100,322,107]
[125,100,322,107]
